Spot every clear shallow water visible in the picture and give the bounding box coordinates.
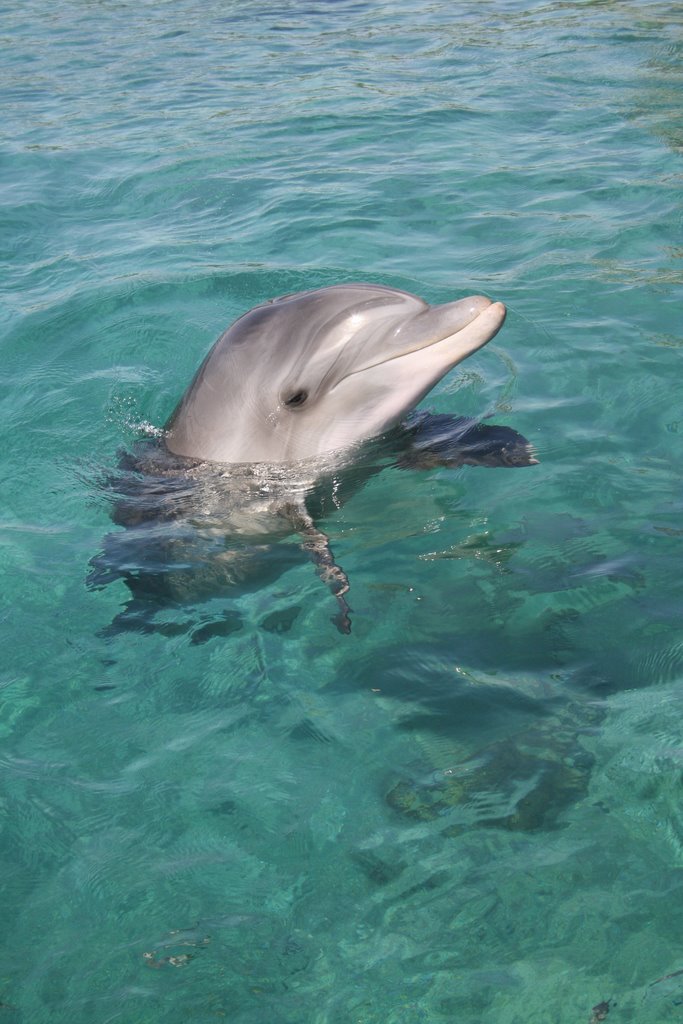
[1,0,683,1020]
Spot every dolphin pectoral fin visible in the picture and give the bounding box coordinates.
[280,503,352,634]
[399,414,538,470]
[308,545,352,635]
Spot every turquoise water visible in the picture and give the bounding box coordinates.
[2,0,683,1020]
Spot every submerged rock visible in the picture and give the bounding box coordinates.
[387,702,601,834]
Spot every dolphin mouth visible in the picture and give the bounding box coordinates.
[336,297,506,385]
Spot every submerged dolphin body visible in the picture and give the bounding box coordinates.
[91,284,534,635]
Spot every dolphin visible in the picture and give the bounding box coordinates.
[165,284,507,464]
[90,284,533,636]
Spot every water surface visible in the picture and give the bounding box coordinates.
[1,1,683,1021]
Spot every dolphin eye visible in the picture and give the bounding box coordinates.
[284,390,308,408]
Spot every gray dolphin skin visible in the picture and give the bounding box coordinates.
[165,283,506,464]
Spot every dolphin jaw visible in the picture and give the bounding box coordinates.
[332,299,506,391]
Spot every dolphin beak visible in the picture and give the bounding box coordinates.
[364,295,506,373]
[398,295,505,358]
[439,297,506,360]
[329,294,506,395]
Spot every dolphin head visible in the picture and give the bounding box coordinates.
[164,284,506,464]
